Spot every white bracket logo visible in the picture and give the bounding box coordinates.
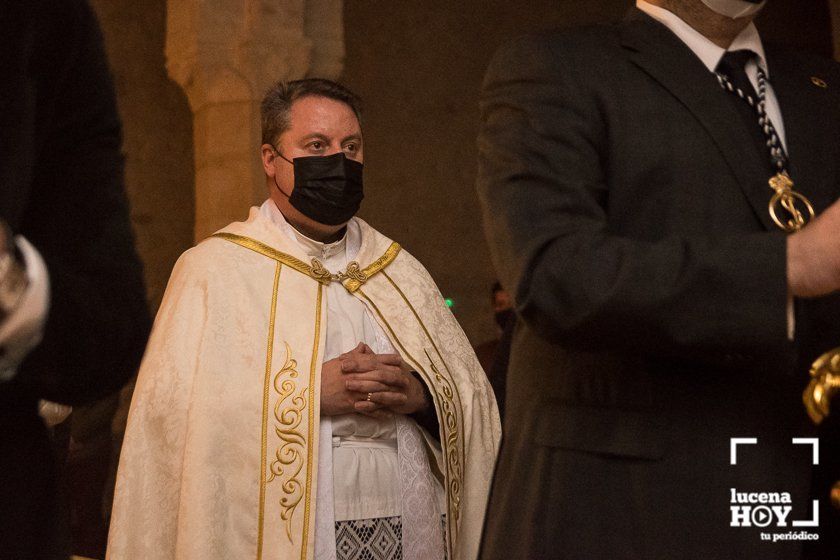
[728,437,820,530]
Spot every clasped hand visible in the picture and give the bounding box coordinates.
[320,342,428,418]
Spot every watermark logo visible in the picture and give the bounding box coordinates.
[729,437,820,543]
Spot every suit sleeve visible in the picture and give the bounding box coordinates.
[13,0,150,405]
[476,35,789,358]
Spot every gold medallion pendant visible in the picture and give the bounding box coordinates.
[768,172,815,233]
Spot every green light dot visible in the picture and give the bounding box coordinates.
[444,298,454,308]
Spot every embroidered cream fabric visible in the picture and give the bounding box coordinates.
[107,206,500,560]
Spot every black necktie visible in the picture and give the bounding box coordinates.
[716,49,760,101]
[715,50,777,172]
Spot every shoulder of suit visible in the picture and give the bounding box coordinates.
[764,41,840,76]
[498,23,624,56]
[489,21,638,79]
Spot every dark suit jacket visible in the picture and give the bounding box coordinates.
[477,11,840,560]
[0,2,150,558]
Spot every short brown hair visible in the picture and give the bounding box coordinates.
[260,78,363,146]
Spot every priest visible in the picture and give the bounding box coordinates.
[107,78,500,560]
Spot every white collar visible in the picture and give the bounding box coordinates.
[637,0,768,76]
[259,199,361,262]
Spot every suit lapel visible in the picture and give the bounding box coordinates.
[620,12,778,231]
[765,46,839,215]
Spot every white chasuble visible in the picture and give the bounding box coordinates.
[107,205,501,560]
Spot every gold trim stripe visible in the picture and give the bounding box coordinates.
[213,233,326,284]
[300,283,323,560]
[257,262,282,560]
[212,232,401,291]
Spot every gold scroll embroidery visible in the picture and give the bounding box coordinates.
[424,349,463,528]
[258,283,321,556]
[267,342,307,542]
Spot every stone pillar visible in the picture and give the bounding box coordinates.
[166,0,345,241]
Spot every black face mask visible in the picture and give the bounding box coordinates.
[273,150,364,226]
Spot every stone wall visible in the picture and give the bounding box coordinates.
[90,0,194,310]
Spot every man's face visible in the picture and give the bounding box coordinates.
[262,95,363,232]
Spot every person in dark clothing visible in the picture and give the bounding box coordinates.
[474,282,515,420]
[478,1,840,558]
[474,282,513,372]
[0,2,151,558]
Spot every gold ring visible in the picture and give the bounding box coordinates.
[366,392,372,402]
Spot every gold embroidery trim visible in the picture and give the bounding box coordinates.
[382,271,466,529]
[300,283,322,560]
[257,262,282,560]
[423,349,463,529]
[214,233,327,284]
[355,288,460,558]
[267,342,307,542]
[342,242,401,293]
[212,233,400,291]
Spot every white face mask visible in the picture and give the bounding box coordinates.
[700,0,767,19]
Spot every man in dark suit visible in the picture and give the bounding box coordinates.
[0,1,151,558]
[477,0,840,558]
